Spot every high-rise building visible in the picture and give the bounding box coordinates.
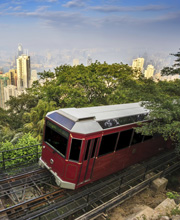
[4,69,17,86]
[0,76,9,109]
[4,85,17,102]
[73,59,79,66]
[29,70,38,87]
[18,43,23,57]
[17,55,31,91]
[144,65,155,79]
[4,85,23,109]
[87,57,92,66]
[132,58,144,72]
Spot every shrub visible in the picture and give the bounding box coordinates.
[0,133,41,169]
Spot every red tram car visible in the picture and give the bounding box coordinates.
[39,103,171,189]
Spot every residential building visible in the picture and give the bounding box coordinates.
[29,69,38,87]
[0,76,9,109]
[144,65,155,79]
[132,58,144,72]
[4,69,17,86]
[73,59,79,66]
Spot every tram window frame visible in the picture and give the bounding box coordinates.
[91,138,98,158]
[98,133,118,157]
[69,138,82,162]
[116,129,133,150]
[131,130,144,146]
[44,122,69,158]
[84,140,91,161]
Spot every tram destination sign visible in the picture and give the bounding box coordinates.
[98,113,147,129]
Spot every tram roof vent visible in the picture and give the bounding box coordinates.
[58,108,96,122]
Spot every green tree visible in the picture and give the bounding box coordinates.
[0,133,40,169]
[135,49,180,153]
[23,100,57,141]
[136,95,180,153]
[161,48,180,76]
[5,92,39,130]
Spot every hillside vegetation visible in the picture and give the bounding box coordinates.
[0,49,180,151]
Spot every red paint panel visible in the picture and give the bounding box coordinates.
[42,143,65,178]
[111,147,131,172]
[92,152,114,181]
[91,137,167,184]
[65,164,78,181]
[63,161,81,184]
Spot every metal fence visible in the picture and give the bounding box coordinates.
[0,144,42,170]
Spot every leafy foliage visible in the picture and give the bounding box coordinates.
[135,50,180,153]
[0,133,40,169]
[1,58,180,145]
[23,100,57,141]
[161,48,180,76]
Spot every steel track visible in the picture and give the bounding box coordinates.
[0,150,179,220]
[0,168,66,220]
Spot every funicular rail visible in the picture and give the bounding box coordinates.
[4,149,178,220]
[0,168,46,185]
[0,168,67,220]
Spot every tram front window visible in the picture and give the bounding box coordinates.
[45,120,69,157]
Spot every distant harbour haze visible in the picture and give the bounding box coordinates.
[0,0,179,67]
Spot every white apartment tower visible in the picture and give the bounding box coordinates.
[132,58,144,72]
[17,55,31,91]
[73,59,79,66]
[144,65,155,79]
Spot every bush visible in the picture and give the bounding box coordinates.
[0,133,41,169]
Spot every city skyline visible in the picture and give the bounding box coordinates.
[0,0,180,64]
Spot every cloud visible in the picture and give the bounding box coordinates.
[63,0,86,8]
[46,0,58,2]
[89,4,170,13]
[10,9,87,29]
[13,6,21,11]
[35,0,59,3]
[3,2,180,33]
[36,6,51,12]
[10,0,25,5]
[0,3,10,9]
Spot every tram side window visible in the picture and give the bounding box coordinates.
[45,126,68,157]
[116,129,133,150]
[69,139,82,162]
[98,133,118,157]
[131,131,144,146]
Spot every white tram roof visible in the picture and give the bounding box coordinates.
[46,102,148,134]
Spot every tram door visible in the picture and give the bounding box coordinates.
[78,138,99,185]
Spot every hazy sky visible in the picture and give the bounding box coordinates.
[0,0,180,63]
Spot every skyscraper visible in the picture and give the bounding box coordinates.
[17,55,31,91]
[132,58,144,72]
[87,56,92,66]
[18,44,23,57]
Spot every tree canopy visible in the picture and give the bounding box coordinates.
[136,50,180,152]
[0,56,180,146]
